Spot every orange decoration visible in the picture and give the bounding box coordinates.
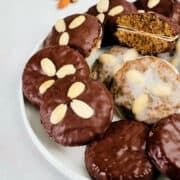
[57,0,70,9]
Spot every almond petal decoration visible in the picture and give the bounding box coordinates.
[70,99,94,119]
[50,104,67,124]
[39,80,55,95]
[67,82,85,99]
[40,58,56,77]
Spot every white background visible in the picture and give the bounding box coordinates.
[0,0,98,179]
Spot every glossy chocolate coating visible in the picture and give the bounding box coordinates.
[85,120,156,180]
[44,14,102,57]
[87,0,137,46]
[40,76,114,146]
[88,0,137,25]
[23,46,90,107]
[135,0,180,25]
[148,114,180,180]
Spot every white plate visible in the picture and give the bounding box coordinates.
[20,40,171,180]
[19,1,176,179]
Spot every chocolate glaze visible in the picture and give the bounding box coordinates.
[148,114,180,180]
[40,76,114,146]
[87,0,137,46]
[88,0,137,25]
[44,14,102,57]
[85,120,156,180]
[135,0,180,25]
[22,46,90,107]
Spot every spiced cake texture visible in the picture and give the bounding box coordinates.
[115,13,179,54]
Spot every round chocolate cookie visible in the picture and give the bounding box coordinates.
[111,56,180,124]
[148,114,180,180]
[87,0,137,46]
[85,120,156,180]
[22,46,90,107]
[91,46,139,88]
[135,0,180,25]
[44,14,102,57]
[40,76,114,146]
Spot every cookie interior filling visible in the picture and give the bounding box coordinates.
[116,26,179,42]
[115,13,179,54]
[116,13,176,37]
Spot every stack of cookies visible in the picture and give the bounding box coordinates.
[22,0,180,179]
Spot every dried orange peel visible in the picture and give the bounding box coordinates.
[57,0,78,9]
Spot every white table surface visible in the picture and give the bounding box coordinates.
[0,0,98,179]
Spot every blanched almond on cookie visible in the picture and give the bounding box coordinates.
[50,104,67,124]
[96,0,109,13]
[39,80,55,94]
[151,84,172,97]
[55,19,66,33]
[126,70,145,84]
[123,49,138,62]
[70,99,94,119]
[99,54,117,65]
[96,13,105,23]
[56,64,76,78]
[41,58,56,77]
[132,94,149,115]
[108,5,124,16]
[69,15,86,29]
[59,32,70,45]
[67,82,85,99]
[147,0,160,9]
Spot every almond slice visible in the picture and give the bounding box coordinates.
[70,99,94,119]
[147,0,160,9]
[69,15,86,29]
[59,32,69,45]
[67,82,85,99]
[126,70,145,84]
[96,0,109,13]
[151,84,172,97]
[40,58,56,77]
[99,53,117,65]
[96,13,105,23]
[123,49,138,62]
[132,94,149,115]
[55,19,66,33]
[39,80,55,94]
[50,104,67,124]
[108,5,124,16]
[56,64,76,79]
